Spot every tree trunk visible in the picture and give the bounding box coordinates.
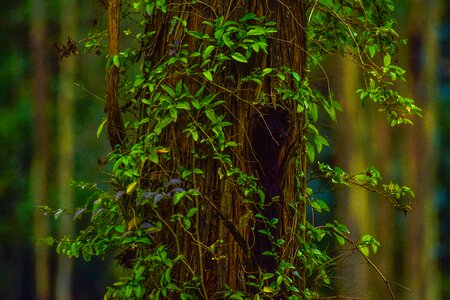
[29,0,51,298]
[107,0,308,296]
[401,0,441,298]
[55,0,78,299]
[333,56,372,296]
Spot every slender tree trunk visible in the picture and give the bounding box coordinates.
[55,0,78,299]
[401,0,441,299]
[106,0,126,150]
[334,57,372,296]
[29,0,51,298]
[371,108,396,298]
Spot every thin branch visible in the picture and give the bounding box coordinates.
[329,229,397,300]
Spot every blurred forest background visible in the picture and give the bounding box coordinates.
[0,0,448,299]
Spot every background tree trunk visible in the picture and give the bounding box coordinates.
[55,0,78,298]
[401,0,441,298]
[333,57,372,297]
[330,1,443,298]
[29,0,51,298]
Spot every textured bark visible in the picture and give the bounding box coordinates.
[106,0,126,149]
[112,0,308,296]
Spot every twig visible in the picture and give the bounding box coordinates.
[338,231,396,300]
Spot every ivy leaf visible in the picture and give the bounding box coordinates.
[231,52,248,63]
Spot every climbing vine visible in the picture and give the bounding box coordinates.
[46,1,420,299]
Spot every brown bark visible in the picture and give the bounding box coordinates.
[106,0,126,149]
[110,0,308,297]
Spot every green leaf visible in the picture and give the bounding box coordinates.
[134,75,145,87]
[383,54,391,66]
[306,142,315,162]
[175,80,183,95]
[161,84,176,97]
[262,68,273,75]
[112,55,120,67]
[276,275,283,286]
[335,234,345,246]
[187,30,205,40]
[96,118,107,138]
[149,152,159,163]
[115,224,125,233]
[222,34,235,48]
[247,28,265,36]
[192,168,204,174]
[43,237,54,246]
[169,108,178,121]
[186,207,198,218]
[359,245,369,257]
[276,73,285,80]
[127,181,138,194]
[195,86,205,98]
[202,45,215,60]
[231,52,248,63]
[173,191,185,205]
[203,70,213,81]
[154,116,174,134]
[240,13,257,22]
[182,169,191,179]
[205,109,218,123]
[191,100,201,110]
[175,101,190,110]
[368,45,376,58]
[251,43,260,52]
